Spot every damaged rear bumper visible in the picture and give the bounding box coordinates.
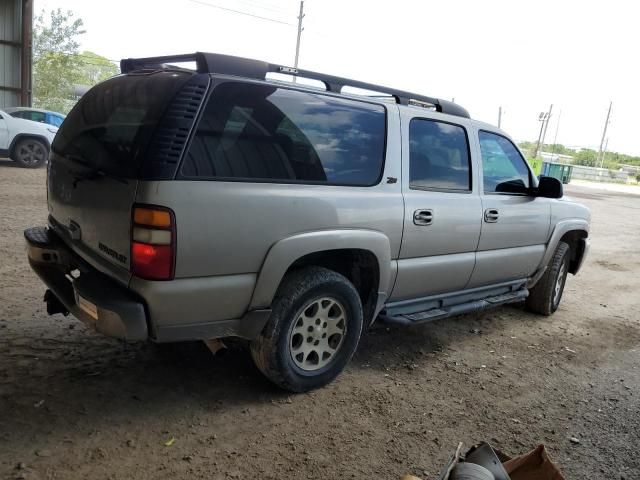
[24,226,148,341]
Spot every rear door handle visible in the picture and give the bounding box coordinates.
[413,209,433,226]
[484,208,499,223]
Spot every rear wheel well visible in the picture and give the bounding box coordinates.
[283,249,380,326]
[559,230,588,274]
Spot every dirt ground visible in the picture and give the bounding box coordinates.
[1,159,638,480]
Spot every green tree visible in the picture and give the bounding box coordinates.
[518,139,640,170]
[33,9,86,113]
[77,51,118,85]
[545,143,573,156]
[518,141,538,158]
[574,149,597,167]
[518,141,535,151]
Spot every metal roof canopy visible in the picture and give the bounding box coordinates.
[120,52,470,119]
[0,0,32,108]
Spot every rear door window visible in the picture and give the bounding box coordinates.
[409,119,471,191]
[180,82,386,186]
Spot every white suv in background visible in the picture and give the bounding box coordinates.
[0,109,58,168]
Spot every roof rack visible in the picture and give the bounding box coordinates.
[120,52,470,119]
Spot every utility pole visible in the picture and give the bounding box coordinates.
[534,114,545,158]
[597,101,612,167]
[551,109,561,160]
[533,110,550,158]
[498,106,502,128]
[292,0,305,82]
[600,137,609,169]
[540,104,553,151]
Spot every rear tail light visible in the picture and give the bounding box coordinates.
[131,205,175,280]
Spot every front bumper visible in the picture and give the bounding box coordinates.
[24,226,148,341]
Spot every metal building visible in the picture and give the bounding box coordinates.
[0,0,32,108]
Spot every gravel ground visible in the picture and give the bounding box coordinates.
[0,160,638,479]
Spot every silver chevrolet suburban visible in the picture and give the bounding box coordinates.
[25,52,590,392]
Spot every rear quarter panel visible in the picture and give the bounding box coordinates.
[135,179,404,278]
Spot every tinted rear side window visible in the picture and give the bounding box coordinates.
[180,82,386,186]
[409,119,471,191]
[52,71,193,178]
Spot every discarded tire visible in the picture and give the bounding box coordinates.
[450,462,495,480]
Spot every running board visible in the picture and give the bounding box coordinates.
[381,288,529,326]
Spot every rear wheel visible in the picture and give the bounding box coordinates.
[250,267,363,392]
[12,138,48,168]
[526,241,570,315]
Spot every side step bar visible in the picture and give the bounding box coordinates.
[380,288,529,326]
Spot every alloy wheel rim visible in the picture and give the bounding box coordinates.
[18,143,45,165]
[288,296,347,372]
[554,261,566,305]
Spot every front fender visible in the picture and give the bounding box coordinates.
[527,219,589,287]
[249,229,393,311]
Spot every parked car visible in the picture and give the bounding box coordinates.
[0,109,57,168]
[4,107,66,128]
[24,52,591,392]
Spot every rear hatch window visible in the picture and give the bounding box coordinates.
[52,71,193,178]
[47,70,196,281]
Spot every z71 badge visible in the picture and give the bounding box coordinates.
[98,242,127,264]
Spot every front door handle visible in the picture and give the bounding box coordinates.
[484,208,499,223]
[413,209,433,226]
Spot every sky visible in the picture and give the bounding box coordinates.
[36,0,640,156]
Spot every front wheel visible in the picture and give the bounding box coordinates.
[250,267,363,392]
[526,241,570,315]
[11,138,48,168]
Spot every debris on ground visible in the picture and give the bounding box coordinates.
[430,441,565,480]
[204,339,227,356]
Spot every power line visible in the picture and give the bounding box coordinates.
[232,0,291,15]
[185,0,296,26]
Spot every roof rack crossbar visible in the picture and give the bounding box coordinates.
[119,52,470,118]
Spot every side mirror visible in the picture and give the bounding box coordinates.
[536,176,563,199]
[495,179,529,195]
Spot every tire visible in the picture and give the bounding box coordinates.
[250,266,363,392]
[11,138,48,168]
[450,463,494,480]
[526,241,570,315]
